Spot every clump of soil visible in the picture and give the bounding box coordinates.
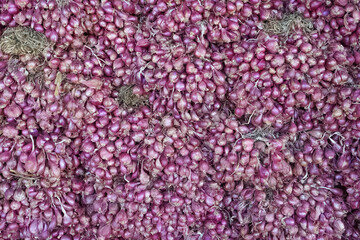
[243,125,277,140]
[56,0,70,8]
[0,27,50,56]
[262,13,314,37]
[117,85,147,109]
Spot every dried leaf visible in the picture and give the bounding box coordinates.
[54,72,63,97]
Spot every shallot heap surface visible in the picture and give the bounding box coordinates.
[0,0,360,239]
